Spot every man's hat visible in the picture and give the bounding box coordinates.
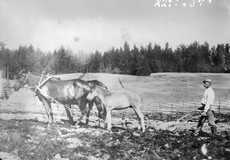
[202,79,212,84]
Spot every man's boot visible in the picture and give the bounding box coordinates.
[211,126,217,136]
[194,127,202,136]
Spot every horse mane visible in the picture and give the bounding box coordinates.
[87,80,108,90]
[74,79,89,86]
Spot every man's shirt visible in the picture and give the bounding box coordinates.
[201,87,215,112]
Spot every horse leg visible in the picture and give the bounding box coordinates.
[93,98,106,127]
[78,98,88,124]
[105,108,112,131]
[131,105,145,132]
[64,105,75,125]
[40,97,53,124]
[95,99,104,119]
[86,101,93,125]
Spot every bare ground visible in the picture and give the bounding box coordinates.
[1,111,230,160]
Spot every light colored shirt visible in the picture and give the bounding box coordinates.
[201,87,215,112]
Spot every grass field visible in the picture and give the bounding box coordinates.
[3,72,230,113]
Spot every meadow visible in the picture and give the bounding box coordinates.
[2,72,230,115]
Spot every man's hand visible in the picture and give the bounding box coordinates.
[198,104,205,111]
[201,111,207,116]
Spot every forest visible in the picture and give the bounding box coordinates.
[0,41,229,78]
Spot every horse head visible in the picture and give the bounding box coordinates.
[86,84,110,105]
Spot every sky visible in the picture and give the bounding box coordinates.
[0,0,229,53]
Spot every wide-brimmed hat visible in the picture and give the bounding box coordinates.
[202,79,212,84]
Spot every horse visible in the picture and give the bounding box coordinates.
[17,72,108,125]
[86,86,146,132]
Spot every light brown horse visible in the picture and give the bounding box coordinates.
[87,86,146,132]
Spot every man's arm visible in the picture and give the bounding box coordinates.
[199,91,206,111]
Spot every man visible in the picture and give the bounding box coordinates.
[195,79,217,136]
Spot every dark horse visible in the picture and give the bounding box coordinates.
[17,72,108,125]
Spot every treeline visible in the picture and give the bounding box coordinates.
[91,42,230,75]
[0,41,229,78]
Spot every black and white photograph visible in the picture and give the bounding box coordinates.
[0,0,230,159]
